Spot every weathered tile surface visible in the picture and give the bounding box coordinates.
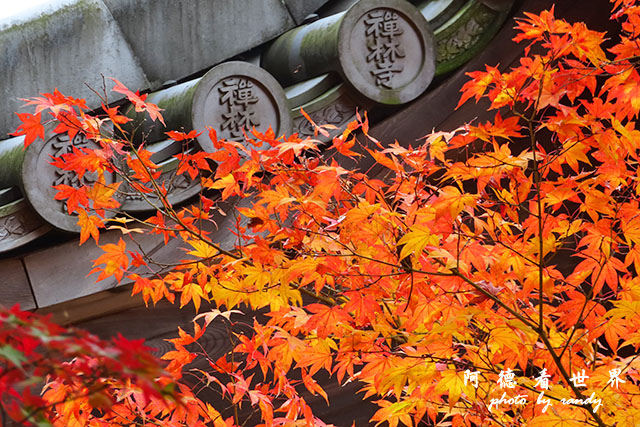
[284,0,332,24]
[103,0,296,86]
[0,258,36,310]
[0,0,149,139]
[24,229,163,307]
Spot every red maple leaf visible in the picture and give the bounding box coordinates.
[11,112,44,146]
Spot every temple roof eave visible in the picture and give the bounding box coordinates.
[0,0,523,310]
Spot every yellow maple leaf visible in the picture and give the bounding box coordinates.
[397,225,439,261]
[77,208,103,245]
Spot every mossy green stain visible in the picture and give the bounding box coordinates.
[263,14,343,85]
[1,0,102,36]
[0,137,27,188]
[433,1,509,76]
[298,19,341,72]
[0,198,24,217]
[375,91,403,105]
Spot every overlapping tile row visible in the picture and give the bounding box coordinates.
[272,0,514,143]
[0,0,513,309]
[0,0,306,139]
[262,0,437,105]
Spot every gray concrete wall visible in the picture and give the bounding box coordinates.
[0,0,149,139]
[284,0,332,24]
[0,0,304,140]
[103,0,296,86]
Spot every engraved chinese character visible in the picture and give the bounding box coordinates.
[534,368,551,390]
[498,368,517,389]
[219,78,240,105]
[607,368,626,389]
[235,79,259,108]
[219,78,260,139]
[366,41,405,65]
[364,9,405,89]
[365,10,403,39]
[570,369,588,388]
[50,134,97,205]
[384,41,405,63]
[51,132,89,158]
[235,105,259,129]
[53,169,81,187]
[0,216,26,240]
[381,11,402,38]
[371,63,404,89]
[463,369,480,388]
[366,39,386,63]
[364,10,385,38]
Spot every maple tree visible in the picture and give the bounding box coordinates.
[9,0,640,426]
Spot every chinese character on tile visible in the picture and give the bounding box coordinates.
[364,10,385,38]
[364,10,402,40]
[50,133,97,213]
[371,63,404,89]
[382,40,405,63]
[234,79,259,108]
[235,107,259,131]
[364,9,405,89]
[380,11,403,38]
[218,78,260,139]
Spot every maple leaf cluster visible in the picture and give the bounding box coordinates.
[9,0,640,426]
[0,305,207,427]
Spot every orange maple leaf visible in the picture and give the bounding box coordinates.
[111,78,165,125]
[89,238,129,282]
[166,130,201,141]
[77,208,104,245]
[87,177,120,216]
[127,148,160,182]
[305,304,352,338]
[53,184,89,214]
